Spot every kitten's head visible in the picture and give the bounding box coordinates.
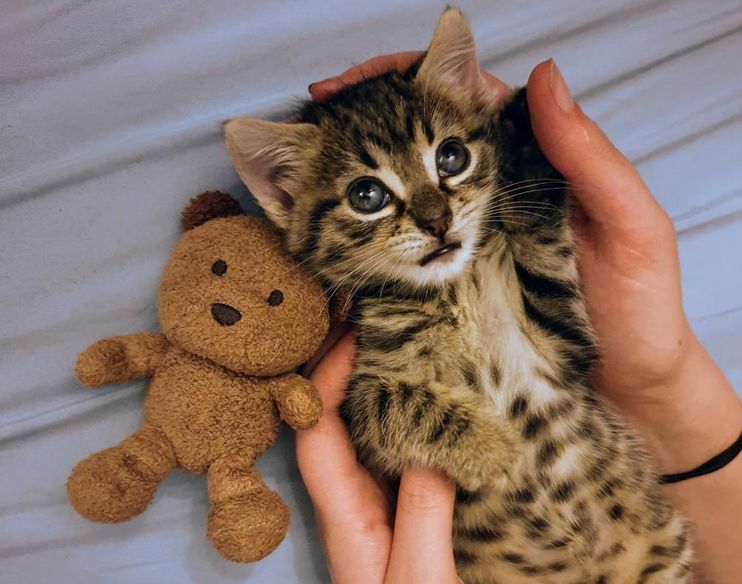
[225,9,509,292]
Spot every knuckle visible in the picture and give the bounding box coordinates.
[398,481,447,512]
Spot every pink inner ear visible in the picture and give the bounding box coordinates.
[416,10,487,101]
[224,118,318,230]
[267,166,295,211]
[271,182,294,212]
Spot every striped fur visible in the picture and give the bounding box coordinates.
[225,9,690,583]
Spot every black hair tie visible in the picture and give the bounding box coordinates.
[660,430,742,485]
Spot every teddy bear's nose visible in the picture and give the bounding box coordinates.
[211,303,242,326]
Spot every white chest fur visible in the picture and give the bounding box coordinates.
[462,249,562,419]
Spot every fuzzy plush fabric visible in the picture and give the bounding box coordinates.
[66,192,329,563]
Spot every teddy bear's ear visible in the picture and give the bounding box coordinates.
[181,191,245,230]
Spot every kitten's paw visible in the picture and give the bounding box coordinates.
[448,422,518,492]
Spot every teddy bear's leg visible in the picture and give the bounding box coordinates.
[67,425,175,523]
[206,456,290,562]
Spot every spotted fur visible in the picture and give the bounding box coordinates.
[225,9,691,583]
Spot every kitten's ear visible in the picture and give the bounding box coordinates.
[224,118,316,230]
[417,8,486,101]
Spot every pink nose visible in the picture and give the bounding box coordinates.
[410,187,452,241]
[420,210,451,240]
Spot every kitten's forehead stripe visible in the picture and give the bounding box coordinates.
[358,145,379,170]
[405,111,415,141]
[423,118,435,144]
[352,129,380,170]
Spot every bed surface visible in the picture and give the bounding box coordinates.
[2,1,740,582]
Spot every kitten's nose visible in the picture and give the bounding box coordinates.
[411,189,452,241]
[211,303,242,326]
[420,210,451,240]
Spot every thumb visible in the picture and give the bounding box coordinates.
[526,59,667,236]
[305,327,356,411]
[385,467,459,584]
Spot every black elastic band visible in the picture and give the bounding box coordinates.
[659,430,742,485]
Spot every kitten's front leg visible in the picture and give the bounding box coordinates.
[341,375,517,492]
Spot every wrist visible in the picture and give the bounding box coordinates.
[612,335,742,474]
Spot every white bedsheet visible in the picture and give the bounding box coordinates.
[1,1,740,582]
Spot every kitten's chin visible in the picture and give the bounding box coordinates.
[403,238,474,287]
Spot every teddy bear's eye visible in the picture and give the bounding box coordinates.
[211,260,227,276]
[268,290,284,306]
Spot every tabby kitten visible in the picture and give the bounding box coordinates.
[224,9,691,583]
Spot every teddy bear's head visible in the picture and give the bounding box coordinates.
[157,192,329,376]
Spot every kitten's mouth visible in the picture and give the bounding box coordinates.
[419,241,462,266]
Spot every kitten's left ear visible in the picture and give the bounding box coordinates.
[224,118,316,230]
[417,8,487,102]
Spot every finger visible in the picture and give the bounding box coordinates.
[296,330,360,499]
[526,59,668,236]
[303,320,353,378]
[307,327,356,411]
[309,51,424,102]
[309,51,511,107]
[295,332,393,583]
[295,331,380,508]
[385,467,459,584]
[296,329,357,491]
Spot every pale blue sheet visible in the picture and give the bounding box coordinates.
[1,1,740,582]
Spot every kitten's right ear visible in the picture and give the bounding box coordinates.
[224,118,316,230]
[416,8,508,108]
[417,8,485,101]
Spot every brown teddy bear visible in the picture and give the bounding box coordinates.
[66,191,329,563]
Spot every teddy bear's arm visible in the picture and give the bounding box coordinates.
[269,374,323,431]
[76,332,170,387]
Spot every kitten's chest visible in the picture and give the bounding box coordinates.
[456,252,562,416]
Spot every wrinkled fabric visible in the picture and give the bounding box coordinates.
[1,1,740,583]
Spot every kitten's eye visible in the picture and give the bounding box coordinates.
[347,178,389,213]
[212,260,227,276]
[268,290,284,306]
[436,139,470,176]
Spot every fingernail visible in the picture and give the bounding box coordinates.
[308,76,335,92]
[548,59,574,113]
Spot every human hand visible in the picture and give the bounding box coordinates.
[526,59,742,584]
[308,51,509,104]
[307,53,741,474]
[296,331,461,584]
[525,60,742,473]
